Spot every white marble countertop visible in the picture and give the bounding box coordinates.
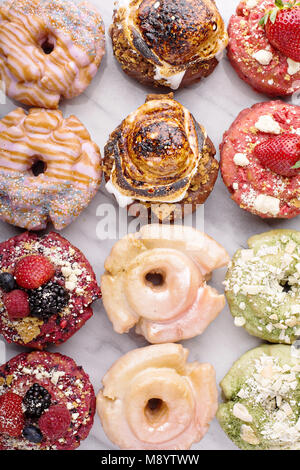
[0,0,299,451]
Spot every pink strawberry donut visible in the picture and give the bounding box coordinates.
[220,100,300,219]
[0,107,102,230]
[0,0,105,108]
[228,0,300,96]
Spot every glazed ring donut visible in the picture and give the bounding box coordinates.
[101,224,229,343]
[110,0,228,90]
[0,0,105,108]
[225,229,300,345]
[0,107,102,230]
[104,93,219,221]
[97,343,218,450]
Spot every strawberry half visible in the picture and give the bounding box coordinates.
[254,133,300,177]
[14,255,55,290]
[260,1,300,62]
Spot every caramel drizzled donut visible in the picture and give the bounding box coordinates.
[101,224,229,343]
[97,343,218,450]
[0,107,102,230]
[110,0,228,89]
[104,93,219,221]
[0,0,105,108]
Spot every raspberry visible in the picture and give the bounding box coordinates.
[39,404,71,441]
[3,289,30,320]
[14,255,55,289]
[0,392,24,437]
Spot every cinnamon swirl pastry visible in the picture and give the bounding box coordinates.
[0,0,105,108]
[104,93,219,221]
[110,0,228,89]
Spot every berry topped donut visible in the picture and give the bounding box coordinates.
[0,231,101,349]
[228,0,300,96]
[0,108,102,231]
[110,0,228,89]
[220,101,300,219]
[104,93,219,221]
[0,351,95,450]
[0,0,105,108]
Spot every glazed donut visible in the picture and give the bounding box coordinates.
[97,343,218,450]
[110,0,228,89]
[0,0,105,108]
[104,93,219,221]
[101,224,229,343]
[0,107,102,230]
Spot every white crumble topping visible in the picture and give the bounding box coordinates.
[234,353,300,449]
[225,234,300,343]
[233,153,250,167]
[255,115,281,134]
[252,50,273,66]
[287,58,300,76]
[253,194,280,216]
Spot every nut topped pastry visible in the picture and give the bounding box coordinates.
[104,93,219,221]
[110,0,228,89]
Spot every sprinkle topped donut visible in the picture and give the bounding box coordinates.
[0,0,105,108]
[0,107,102,230]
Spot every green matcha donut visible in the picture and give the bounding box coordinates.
[217,344,300,450]
[225,230,300,344]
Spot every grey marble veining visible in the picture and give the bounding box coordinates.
[0,0,299,451]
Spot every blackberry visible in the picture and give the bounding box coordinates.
[23,383,51,418]
[0,272,16,292]
[23,424,43,443]
[28,282,69,320]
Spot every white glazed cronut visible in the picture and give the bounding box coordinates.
[0,107,102,230]
[97,343,218,450]
[0,0,105,108]
[101,224,229,343]
[112,0,228,89]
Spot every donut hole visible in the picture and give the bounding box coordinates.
[145,270,165,288]
[144,398,168,425]
[31,158,47,177]
[40,35,55,55]
[280,281,292,293]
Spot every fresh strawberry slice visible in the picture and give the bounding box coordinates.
[0,392,24,437]
[260,1,300,62]
[4,289,30,320]
[14,255,55,289]
[254,133,300,177]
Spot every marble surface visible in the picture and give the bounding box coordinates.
[0,0,299,451]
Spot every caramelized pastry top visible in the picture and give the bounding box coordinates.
[115,0,228,80]
[106,94,206,203]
